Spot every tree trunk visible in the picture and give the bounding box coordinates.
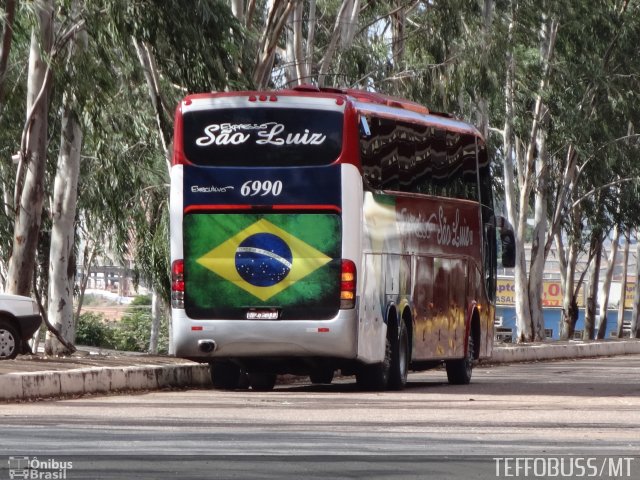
[133,38,171,166]
[584,231,603,340]
[514,224,532,342]
[597,225,619,339]
[559,213,580,340]
[291,1,307,84]
[45,2,86,356]
[284,8,298,86]
[318,0,360,87]
[75,240,97,322]
[501,7,526,340]
[616,231,630,338]
[6,1,54,297]
[631,232,640,338]
[45,104,83,355]
[391,1,405,67]
[0,0,17,113]
[528,103,549,341]
[501,6,517,230]
[305,0,316,81]
[230,0,244,22]
[149,290,161,354]
[254,0,297,89]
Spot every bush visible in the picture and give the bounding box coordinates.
[75,298,169,354]
[113,309,169,354]
[129,294,152,306]
[76,312,116,349]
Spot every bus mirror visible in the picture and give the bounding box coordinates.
[500,229,516,268]
[495,215,515,268]
[359,116,371,138]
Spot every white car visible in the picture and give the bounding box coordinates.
[0,293,42,360]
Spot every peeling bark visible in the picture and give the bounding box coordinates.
[254,0,297,88]
[631,233,640,338]
[584,230,603,340]
[597,225,619,339]
[46,6,86,355]
[0,0,17,113]
[6,0,54,297]
[616,231,630,338]
[318,0,360,87]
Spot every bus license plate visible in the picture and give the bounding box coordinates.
[246,309,279,320]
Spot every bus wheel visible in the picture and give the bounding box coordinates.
[388,320,409,390]
[210,362,241,390]
[355,338,391,391]
[445,331,475,385]
[309,368,334,385]
[248,373,277,391]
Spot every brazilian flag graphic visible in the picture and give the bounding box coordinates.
[184,213,341,320]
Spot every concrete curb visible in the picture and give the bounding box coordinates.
[1,340,639,401]
[1,363,211,402]
[490,339,640,363]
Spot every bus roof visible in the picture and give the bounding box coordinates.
[181,85,482,139]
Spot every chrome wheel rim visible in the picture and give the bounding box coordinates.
[0,329,16,358]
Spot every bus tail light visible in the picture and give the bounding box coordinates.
[171,260,185,309]
[340,259,356,309]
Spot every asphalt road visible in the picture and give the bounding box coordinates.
[1,355,639,479]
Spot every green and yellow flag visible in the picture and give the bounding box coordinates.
[184,213,341,319]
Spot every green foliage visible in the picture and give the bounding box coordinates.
[76,298,168,354]
[76,312,117,349]
[114,305,169,354]
[129,294,152,306]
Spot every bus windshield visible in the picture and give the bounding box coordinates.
[182,107,343,167]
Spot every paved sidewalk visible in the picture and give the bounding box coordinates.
[1,340,639,402]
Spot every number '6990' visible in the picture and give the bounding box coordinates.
[241,180,283,197]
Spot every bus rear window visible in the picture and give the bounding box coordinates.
[182,107,343,167]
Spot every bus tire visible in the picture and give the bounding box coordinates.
[445,330,475,385]
[309,368,334,385]
[388,320,409,390]
[355,337,391,391]
[210,362,241,390]
[248,372,277,391]
[0,319,20,360]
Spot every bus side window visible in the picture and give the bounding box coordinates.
[378,118,399,190]
[398,121,417,192]
[460,134,479,201]
[360,116,399,191]
[360,116,381,189]
[430,128,448,196]
[479,141,497,300]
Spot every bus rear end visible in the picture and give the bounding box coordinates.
[170,91,361,387]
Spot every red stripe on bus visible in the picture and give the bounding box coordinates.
[272,204,341,213]
[184,205,250,213]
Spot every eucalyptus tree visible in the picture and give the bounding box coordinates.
[6,0,54,297]
[111,0,245,348]
[549,0,640,339]
[0,0,28,288]
[45,0,88,355]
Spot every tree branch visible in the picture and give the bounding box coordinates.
[571,177,640,210]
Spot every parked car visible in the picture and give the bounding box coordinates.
[0,293,42,360]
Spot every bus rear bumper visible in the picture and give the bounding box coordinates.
[171,309,359,361]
